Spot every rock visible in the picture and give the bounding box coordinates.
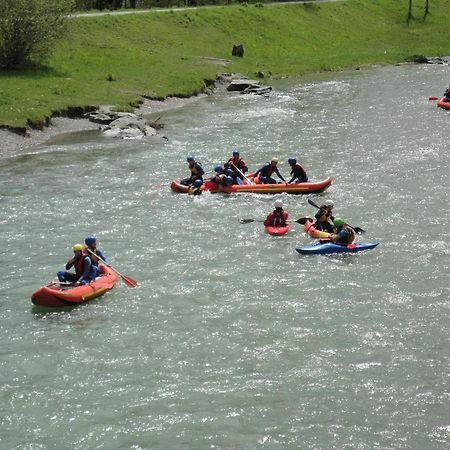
[101,113,157,139]
[242,85,272,96]
[227,79,261,92]
[232,44,244,57]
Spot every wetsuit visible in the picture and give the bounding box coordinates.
[181,161,204,185]
[288,162,308,183]
[254,163,285,184]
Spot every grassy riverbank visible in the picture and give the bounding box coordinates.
[1,0,450,128]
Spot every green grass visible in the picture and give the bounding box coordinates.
[1,0,450,128]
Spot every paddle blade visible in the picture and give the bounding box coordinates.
[352,227,366,234]
[121,274,138,288]
[240,219,255,224]
[307,199,320,209]
[429,96,439,101]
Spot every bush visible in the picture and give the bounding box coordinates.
[0,0,74,69]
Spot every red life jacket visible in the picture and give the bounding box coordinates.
[73,255,86,276]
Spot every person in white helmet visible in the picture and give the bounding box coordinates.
[314,199,336,233]
[264,199,288,227]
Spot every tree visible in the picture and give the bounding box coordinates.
[407,0,413,23]
[424,0,429,19]
[0,0,74,69]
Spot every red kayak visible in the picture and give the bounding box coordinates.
[31,264,118,307]
[265,224,290,236]
[437,97,450,110]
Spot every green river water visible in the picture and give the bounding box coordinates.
[0,63,449,449]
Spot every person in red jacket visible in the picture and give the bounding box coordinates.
[264,199,288,227]
[224,150,248,184]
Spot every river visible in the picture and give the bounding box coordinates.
[1,63,449,449]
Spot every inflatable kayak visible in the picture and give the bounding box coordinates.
[303,218,332,239]
[296,241,379,255]
[437,97,450,110]
[31,264,118,307]
[265,224,290,236]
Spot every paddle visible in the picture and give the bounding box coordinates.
[240,217,311,224]
[307,199,366,234]
[86,249,138,288]
[429,96,439,101]
[229,161,254,185]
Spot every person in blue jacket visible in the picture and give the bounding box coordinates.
[253,157,285,184]
[57,244,96,285]
[330,218,356,245]
[84,235,108,279]
[181,155,204,185]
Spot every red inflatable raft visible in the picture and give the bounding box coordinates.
[265,224,290,236]
[31,264,118,307]
[171,175,332,195]
[303,218,332,239]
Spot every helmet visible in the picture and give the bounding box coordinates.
[288,157,297,165]
[333,217,345,228]
[73,244,83,252]
[324,199,334,207]
[232,149,240,157]
[224,176,234,185]
[274,199,283,209]
[271,157,279,163]
[214,165,223,173]
[193,179,203,187]
[85,235,97,245]
[186,155,194,162]
[225,169,234,177]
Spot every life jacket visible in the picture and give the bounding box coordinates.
[270,209,287,226]
[227,157,247,172]
[190,162,204,177]
[188,186,201,195]
[315,207,333,223]
[87,248,101,265]
[73,255,87,276]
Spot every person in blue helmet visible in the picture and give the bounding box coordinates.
[211,164,227,185]
[188,178,203,196]
[224,168,240,185]
[329,218,355,245]
[57,244,96,285]
[287,157,308,183]
[180,155,204,186]
[253,157,285,184]
[84,236,107,279]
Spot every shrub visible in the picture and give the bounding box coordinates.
[0,0,74,69]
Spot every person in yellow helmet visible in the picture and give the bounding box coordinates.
[253,157,285,184]
[56,244,96,285]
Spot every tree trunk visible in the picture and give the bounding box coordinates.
[407,0,413,23]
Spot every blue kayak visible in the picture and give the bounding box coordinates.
[296,241,379,255]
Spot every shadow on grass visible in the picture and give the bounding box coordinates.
[0,63,67,80]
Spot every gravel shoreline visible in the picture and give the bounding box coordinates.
[0,95,206,160]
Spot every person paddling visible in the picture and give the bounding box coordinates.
[84,235,107,278]
[329,218,356,245]
[264,199,288,227]
[224,149,248,184]
[254,157,285,184]
[287,157,308,183]
[181,155,204,186]
[314,199,336,233]
[57,244,96,285]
